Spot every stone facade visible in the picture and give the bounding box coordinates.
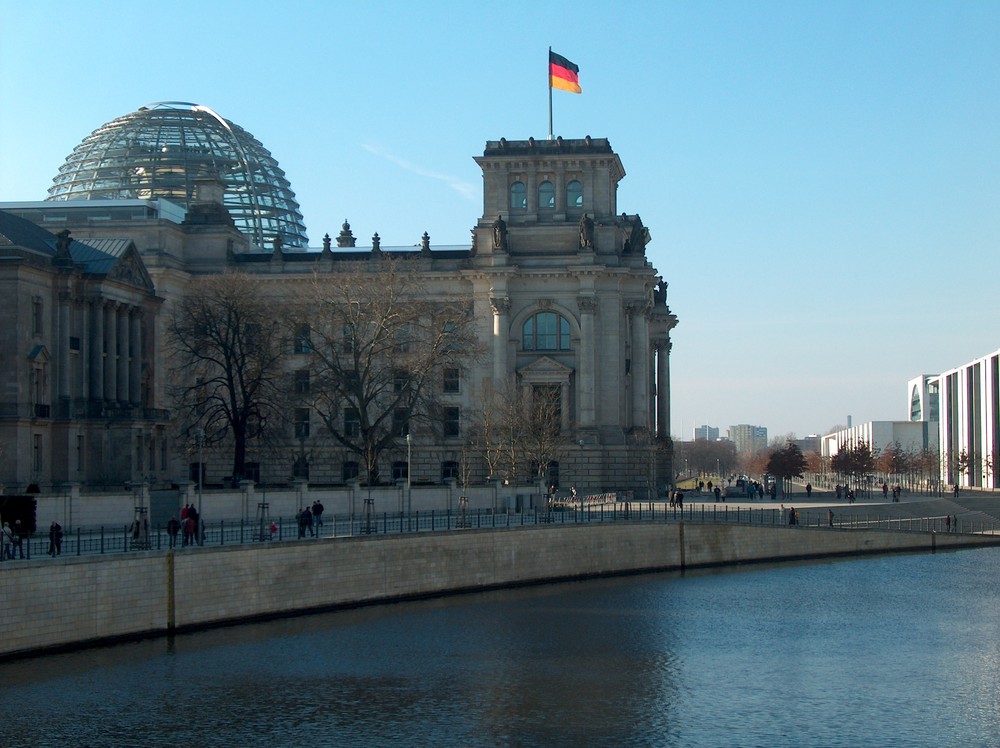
[0,137,678,498]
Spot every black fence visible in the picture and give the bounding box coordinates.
[1,502,994,562]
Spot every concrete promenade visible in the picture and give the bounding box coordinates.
[2,496,999,661]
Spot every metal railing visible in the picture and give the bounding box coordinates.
[1,502,995,562]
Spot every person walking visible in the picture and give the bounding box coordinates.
[166,516,180,548]
[311,500,324,534]
[47,521,63,557]
[12,520,25,559]
[1,521,13,560]
[828,509,834,527]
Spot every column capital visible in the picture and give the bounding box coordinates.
[577,296,598,314]
[489,296,510,316]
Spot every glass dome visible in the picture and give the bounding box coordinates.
[47,102,308,248]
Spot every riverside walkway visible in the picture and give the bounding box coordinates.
[3,493,998,563]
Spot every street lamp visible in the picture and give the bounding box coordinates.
[406,432,412,516]
[195,428,204,521]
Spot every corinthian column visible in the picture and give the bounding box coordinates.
[490,296,510,386]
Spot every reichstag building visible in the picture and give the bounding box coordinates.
[0,102,678,497]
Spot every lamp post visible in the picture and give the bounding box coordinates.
[406,432,412,517]
[195,428,204,520]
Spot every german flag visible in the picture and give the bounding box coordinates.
[549,50,581,94]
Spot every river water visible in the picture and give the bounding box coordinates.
[3,547,1000,747]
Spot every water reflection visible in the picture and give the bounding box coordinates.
[4,550,1000,746]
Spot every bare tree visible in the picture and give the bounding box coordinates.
[297,257,479,485]
[167,272,288,483]
[519,383,567,488]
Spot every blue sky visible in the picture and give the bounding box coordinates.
[2,0,998,441]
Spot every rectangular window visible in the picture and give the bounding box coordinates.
[441,461,460,482]
[444,406,461,438]
[394,370,410,393]
[392,461,408,482]
[294,408,311,438]
[342,461,359,483]
[32,298,43,337]
[293,323,312,354]
[395,323,412,353]
[294,369,310,394]
[393,408,409,437]
[443,367,460,394]
[344,407,360,437]
[342,323,355,353]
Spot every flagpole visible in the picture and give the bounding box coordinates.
[547,46,553,140]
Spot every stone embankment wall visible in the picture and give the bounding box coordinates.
[2,523,996,659]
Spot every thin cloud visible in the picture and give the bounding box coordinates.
[362,143,478,201]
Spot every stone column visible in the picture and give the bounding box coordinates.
[630,304,651,431]
[90,300,104,400]
[560,381,570,431]
[129,309,142,405]
[577,296,598,428]
[490,296,510,386]
[103,302,117,401]
[58,292,71,400]
[117,305,129,403]
[655,337,672,439]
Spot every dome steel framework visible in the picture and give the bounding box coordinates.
[47,102,308,248]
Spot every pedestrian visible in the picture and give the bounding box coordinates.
[11,520,26,559]
[1,521,13,559]
[713,486,721,502]
[828,509,834,527]
[806,483,812,498]
[297,507,309,538]
[882,482,889,500]
[311,500,324,533]
[946,515,951,531]
[269,521,278,541]
[835,484,842,500]
[166,516,180,548]
[47,521,62,557]
[788,507,796,526]
[757,483,764,500]
[769,483,777,501]
[183,516,196,546]
[187,505,201,545]
[953,484,960,498]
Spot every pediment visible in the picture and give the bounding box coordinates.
[107,245,155,292]
[518,355,574,379]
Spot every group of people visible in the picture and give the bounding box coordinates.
[298,500,324,538]
[165,504,202,548]
[1,519,61,559]
[2,520,26,559]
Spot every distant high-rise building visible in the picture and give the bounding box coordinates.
[693,424,719,441]
[728,424,767,455]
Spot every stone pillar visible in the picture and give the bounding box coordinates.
[630,304,651,431]
[90,300,104,400]
[490,296,510,386]
[655,337,672,439]
[103,303,117,401]
[58,292,71,400]
[560,381,570,431]
[117,305,129,403]
[577,296,598,428]
[129,309,142,405]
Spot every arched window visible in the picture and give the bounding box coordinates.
[510,181,526,210]
[522,311,572,351]
[566,180,582,209]
[538,180,555,209]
